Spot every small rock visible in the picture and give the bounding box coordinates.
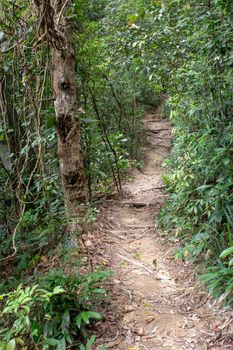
[106,341,119,348]
[124,305,135,313]
[114,279,121,285]
[156,272,171,280]
[146,316,155,324]
[152,326,158,334]
[85,240,92,247]
[136,327,144,336]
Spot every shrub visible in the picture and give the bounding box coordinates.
[0,269,110,349]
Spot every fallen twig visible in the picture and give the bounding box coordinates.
[116,253,154,274]
[121,202,157,208]
[147,128,169,134]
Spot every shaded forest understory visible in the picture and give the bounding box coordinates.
[0,0,232,349]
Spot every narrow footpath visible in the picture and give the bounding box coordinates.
[90,105,232,350]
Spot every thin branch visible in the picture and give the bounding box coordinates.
[57,0,69,25]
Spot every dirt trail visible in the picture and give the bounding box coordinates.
[92,105,232,350]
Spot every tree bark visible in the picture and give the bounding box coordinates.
[33,0,87,212]
[52,45,87,210]
[0,75,22,164]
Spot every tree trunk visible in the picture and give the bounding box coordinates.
[52,45,87,210]
[33,0,87,212]
[0,75,24,217]
[0,75,22,165]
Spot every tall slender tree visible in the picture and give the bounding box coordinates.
[33,0,87,212]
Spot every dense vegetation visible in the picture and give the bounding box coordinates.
[156,0,233,304]
[0,0,232,348]
[0,0,153,348]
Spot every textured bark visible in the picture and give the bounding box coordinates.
[52,48,87,209]
[0,75,25,216]
[0,76,22,163]
[33,0,87,211]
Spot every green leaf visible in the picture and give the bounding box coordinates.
[6,339,16,350]
[223,158,230,166]
[62,310,70,324]
[57,338,66,350]
[47,116,56,128]
[85,311,102,320]
[86,335,96,350]
[220,247,233,259]
[53,286,65,294]
[31,320,41,342]
[15,338,24,346]
[25,316,30,327]
[42,338,61,346]
[76,311,102,328]
[76,314,82,328]
[82,311,89,324]
[92,288,106,294]
[196,185,212,191]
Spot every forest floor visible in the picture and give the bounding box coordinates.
[85,104,232,350]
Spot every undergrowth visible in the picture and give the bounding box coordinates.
[158,0,233,305]
[0,202,110,349]
[0,269,110,349]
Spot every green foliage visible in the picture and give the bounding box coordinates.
[79,336,96,350]
[0,269,110,349]
[200,265,233,305]
[1,2,232,349]
[155,0,233,303]
[75,0,161,195]
[0,0,152,349]
[220,246,233,262]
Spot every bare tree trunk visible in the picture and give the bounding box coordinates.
[0,75,22,164]
[33,0,87,212]
[52,45,87,210]
[0,75,23,217]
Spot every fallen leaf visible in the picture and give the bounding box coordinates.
[40,255,48,263]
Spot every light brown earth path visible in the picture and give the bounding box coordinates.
[90,104,232,350]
